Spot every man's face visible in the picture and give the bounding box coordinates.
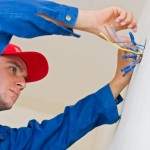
[0,55,27,111]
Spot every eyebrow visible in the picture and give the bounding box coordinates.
[7,61,23,71]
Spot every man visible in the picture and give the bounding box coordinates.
[0,0,137,51]
[0,43,132,149]
[0,1,137,149]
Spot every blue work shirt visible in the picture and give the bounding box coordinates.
[0,0,80,52]
[0,84,122,149]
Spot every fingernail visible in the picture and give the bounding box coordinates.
[116,19,120,23]
[133,28,137,32]
[116,18,122,23]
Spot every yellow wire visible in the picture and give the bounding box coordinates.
[99,32,143,55]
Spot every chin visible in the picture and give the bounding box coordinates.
[2,103,13,111]
[0,94,18,111]
[0,105,12,111]
[0,99,14,111]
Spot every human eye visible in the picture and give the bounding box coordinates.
[9,65,18,75]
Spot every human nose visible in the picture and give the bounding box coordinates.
[16,77,26,91]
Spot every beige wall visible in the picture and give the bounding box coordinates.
[0,0,145,149]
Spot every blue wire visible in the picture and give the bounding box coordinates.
[129,32,137,46]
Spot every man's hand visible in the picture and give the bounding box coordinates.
[109,49,133,98]
[75,7,137,36]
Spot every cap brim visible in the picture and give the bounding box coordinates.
[4,51,49,82]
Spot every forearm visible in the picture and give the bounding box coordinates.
[109,79,125,99]
[110,49,133,99]
[74,10,98,35]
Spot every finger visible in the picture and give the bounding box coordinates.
[115,8,127,23]
[119,35,131,43]
[120,12,133,26]
[128,19,137,32]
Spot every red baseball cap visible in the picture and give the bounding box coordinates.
[2,44,49,82]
